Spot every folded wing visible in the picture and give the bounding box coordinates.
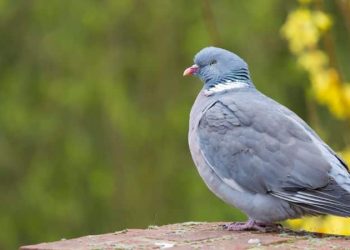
[197,90,350,216]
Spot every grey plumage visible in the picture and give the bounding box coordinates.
[185,47,350,224]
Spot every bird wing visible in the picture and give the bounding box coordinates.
[196,89,350,216]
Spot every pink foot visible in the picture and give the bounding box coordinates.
[222,218,282,232]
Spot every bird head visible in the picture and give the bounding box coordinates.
[183,47,253,89]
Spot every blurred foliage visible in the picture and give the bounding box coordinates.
[282,0,350,235]
[0,0,349,249]
[282,0,349,118]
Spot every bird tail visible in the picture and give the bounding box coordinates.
[272,178,350,217]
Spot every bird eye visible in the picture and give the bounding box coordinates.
[209,60,217,65]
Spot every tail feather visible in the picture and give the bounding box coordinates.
[272,178,350,217]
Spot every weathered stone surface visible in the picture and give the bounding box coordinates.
[20,222,350,250]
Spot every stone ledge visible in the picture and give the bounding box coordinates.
[20,222,350,250]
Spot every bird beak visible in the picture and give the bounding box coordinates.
[183,64,199,76]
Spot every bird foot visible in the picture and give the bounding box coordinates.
[222,218,282,232]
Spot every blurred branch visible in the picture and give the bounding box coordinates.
[306,92,322,133]
[200,0,221,46]
[336,0,350,36]
[323,33,344,82]
[315,0,345,83]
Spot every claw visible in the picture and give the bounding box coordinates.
[222,219,283,232]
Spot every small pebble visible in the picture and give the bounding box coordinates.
[114,229,128,234]
[248,238,261,244]
[154,242,175,249]
[148,225,159,229]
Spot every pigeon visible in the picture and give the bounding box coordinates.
[183,47,350,231]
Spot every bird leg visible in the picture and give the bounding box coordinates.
[222,218,282,232]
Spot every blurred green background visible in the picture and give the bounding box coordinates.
[0,0,349,249]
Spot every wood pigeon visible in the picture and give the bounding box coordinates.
[184,47,350,231]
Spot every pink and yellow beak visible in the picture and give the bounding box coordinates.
[183,64,199,76]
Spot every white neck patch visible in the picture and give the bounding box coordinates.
[204,81,249,96]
